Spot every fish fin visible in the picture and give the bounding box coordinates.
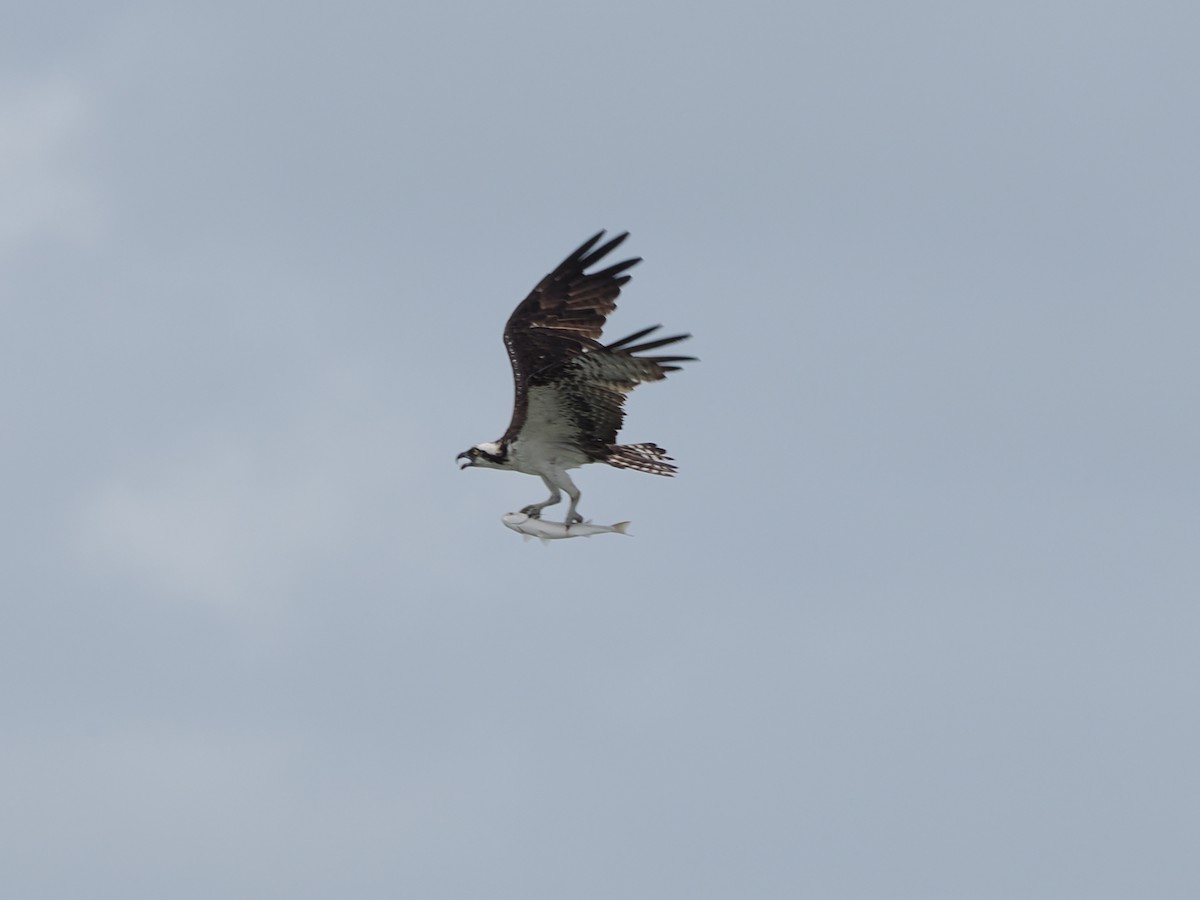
[521,534,532,543]
[611,521,632,535]
[538,537,550,546]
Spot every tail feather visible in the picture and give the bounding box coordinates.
[606,442,678,476]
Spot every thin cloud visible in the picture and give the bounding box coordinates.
[73,366,423,621]
[0,75,102,262]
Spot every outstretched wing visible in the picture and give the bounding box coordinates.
[503,231,639,387]
[542,325,694,457]
[500,231,692,454]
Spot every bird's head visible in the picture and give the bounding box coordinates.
[457,441,507,470]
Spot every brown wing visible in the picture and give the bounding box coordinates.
[496,234,694,455]
[500,231,640,440]
[536,326,694,456]
[503,231,640,383]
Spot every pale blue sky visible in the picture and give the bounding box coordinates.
[3,2,1198,897]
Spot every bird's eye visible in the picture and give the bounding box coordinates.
[471,448,480,456]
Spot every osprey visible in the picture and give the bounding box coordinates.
[457,231,694,524]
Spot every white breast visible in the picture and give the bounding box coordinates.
[509,386,591,474]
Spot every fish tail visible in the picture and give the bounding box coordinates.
[611,521,632,535]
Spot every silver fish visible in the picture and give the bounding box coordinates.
[502,512,631,542]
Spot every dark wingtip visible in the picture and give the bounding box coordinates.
[580,231,631,269]
[615,332,693,355]
[593,257,641,282]
[570,231,607,260]
[606,324,661,350]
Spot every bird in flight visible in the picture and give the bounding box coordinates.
[457,231,694,525]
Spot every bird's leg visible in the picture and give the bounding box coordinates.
[563,481,583,525]
[520,479,561,519]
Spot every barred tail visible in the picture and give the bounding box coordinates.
[606,442,678,476]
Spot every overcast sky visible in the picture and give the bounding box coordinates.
[3,2,1198,898]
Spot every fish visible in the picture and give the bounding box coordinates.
[502,512,631,542]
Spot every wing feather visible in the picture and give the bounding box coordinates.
[499,232,693,455]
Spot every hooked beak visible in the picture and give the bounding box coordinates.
[456,453,473,470]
